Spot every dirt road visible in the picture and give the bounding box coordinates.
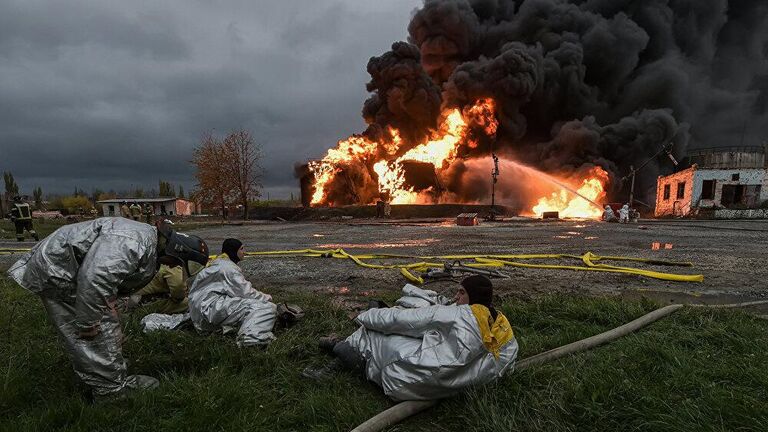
[3,218,766,307]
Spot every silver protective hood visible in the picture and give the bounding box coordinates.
[188,256,277,346]
[345,294,518,401]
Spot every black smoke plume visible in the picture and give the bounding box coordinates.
[305,0,768,206]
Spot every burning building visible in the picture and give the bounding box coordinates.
[298,0,768,219]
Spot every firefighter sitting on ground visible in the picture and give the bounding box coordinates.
[188,239,303,347]
[7,195,39,242]
[126,253,192,315]
[302,275,518,401]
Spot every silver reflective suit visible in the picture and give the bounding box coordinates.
[188,255,277,346]
[345,304,519,401]
[7,218,158,396]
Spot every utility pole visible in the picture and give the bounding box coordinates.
[489,134,500,220]
[623,142,679,208]
[491,153,499,209]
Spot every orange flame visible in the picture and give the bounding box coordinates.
[310,99,497,205]
[531,167,609,219]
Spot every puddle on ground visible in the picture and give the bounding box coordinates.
[584,236,599,240]
[553,235,572,239]
[622,289,766,307]
[651,242,674,250]
[317,238,440,248]
[564,231,582,235]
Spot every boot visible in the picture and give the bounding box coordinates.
[333,341,365,371]
[367,300,389,310]
[94,375,159,402]
[301,358,344,381]
[318,334,341,353]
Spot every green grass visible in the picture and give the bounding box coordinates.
[1,276,767,432]
[0,218,69,240]
[0,218,221,242]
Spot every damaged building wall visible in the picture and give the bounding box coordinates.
[656,165,768,217]
[692,168,768,209]
[655,167,696,217]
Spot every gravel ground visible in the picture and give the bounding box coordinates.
[3,218,767,308]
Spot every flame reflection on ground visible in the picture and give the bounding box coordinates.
[317,238,439,249]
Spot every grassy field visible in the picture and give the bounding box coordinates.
[0,218,223,241]
[0,218,69,240]
[1,275,767,432]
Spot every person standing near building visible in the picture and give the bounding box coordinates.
[7,195,39,242]
[143,203,154,224]
[129,202,142,221]
[120,201,130,218]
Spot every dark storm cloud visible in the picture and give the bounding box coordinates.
[0,0,421,196]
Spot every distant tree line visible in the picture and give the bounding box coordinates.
[1,170,195,217]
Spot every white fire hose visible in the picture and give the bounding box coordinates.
[350,300,768,432]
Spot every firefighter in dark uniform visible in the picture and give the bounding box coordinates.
[143,203,154,224]
[8,195,39,242]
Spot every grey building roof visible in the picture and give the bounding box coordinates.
[97,197,190,204]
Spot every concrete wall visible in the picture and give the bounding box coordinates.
[691,169,768,208]
[713,208,768,219]
[655,167,695,217]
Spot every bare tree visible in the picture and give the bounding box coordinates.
[223,130,262,220]
[191,132,236,219]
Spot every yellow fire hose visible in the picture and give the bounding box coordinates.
[240,248,703,283]
[0,247,704,283]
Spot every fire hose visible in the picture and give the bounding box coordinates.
[350,299,768,432]
[241,248,704,283]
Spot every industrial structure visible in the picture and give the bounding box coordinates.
[655,146,768,218]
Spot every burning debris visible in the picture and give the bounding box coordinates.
[299,0,768,219]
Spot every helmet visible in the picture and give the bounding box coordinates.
[165,231,209,276]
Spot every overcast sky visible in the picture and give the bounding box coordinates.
[0,0,421,198]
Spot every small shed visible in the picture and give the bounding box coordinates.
[98,197,196,217]
[456,213,479,226]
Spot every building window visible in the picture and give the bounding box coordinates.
[676,182,686,199]
[732,173,740,181]
[701,180,716,200]
[663,184,671,200]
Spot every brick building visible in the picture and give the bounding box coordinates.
[655,146,768,217]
